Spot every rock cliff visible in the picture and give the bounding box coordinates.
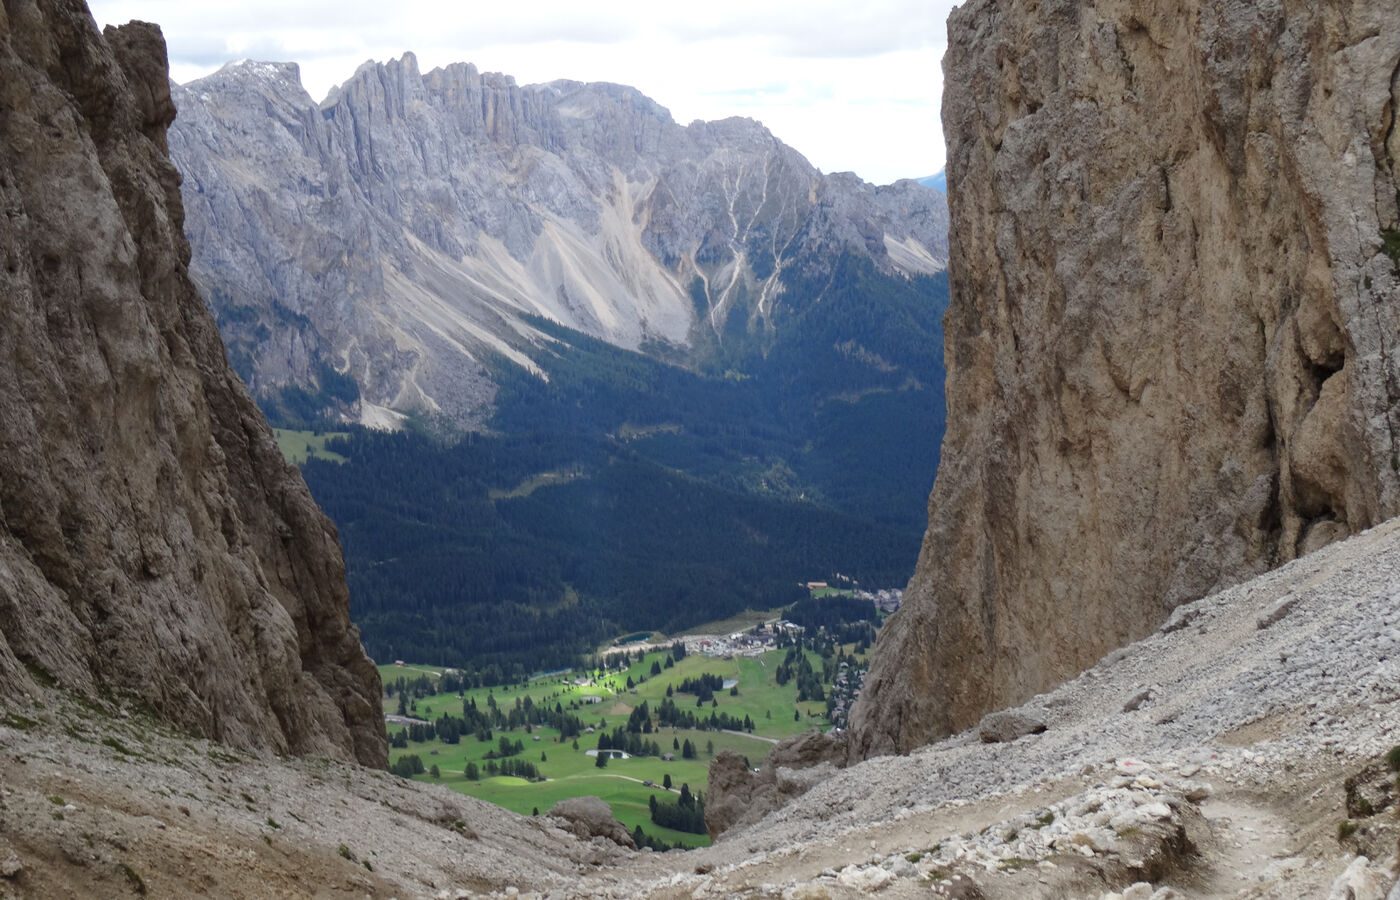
[168,55,948,426]
[0,1,385,766]
[851,0,1400,756]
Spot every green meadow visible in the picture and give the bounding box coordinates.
[273,428,349,465]
[376,642,840,847]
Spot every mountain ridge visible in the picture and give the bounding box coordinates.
[916,171,945,192]
[169,53,949,429]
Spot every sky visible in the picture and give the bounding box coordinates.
[88,0,957,186]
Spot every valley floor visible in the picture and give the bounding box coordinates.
[4,517,1400,898]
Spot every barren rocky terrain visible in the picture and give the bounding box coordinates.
[5,515,1399,898]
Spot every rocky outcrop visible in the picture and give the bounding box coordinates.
[977,708,1047,744]
[704,729,847,839]
[548,796,636,849]
[851,0,1400,756]
[0,3,385,766]
[167,55,949,426]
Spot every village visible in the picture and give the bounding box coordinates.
[593,585,902,665]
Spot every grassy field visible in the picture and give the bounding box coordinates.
[486,468,586,500]
[380,646,829,742]
[273,428,349,465]
[674,607,788,637]
[378,643,836,847]
[809,586,857,599]
[411,725,774,847]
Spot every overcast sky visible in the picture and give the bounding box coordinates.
[88,0,956,186]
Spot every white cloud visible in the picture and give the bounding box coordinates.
[90,0,955,184]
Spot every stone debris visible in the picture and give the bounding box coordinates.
[1122,689,1156,712]
[1256,596,1300,630]
[622,519,1400,899]
[1326,856,1392,900]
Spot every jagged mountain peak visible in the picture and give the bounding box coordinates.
[190,58,310,102]
[170,54,948,427]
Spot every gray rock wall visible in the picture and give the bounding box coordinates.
[851,0,1400,757]
[0,1,386,767]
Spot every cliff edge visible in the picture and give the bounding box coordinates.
[0,1,385,767]
[851,0,1400,756]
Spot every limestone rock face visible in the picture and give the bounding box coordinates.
[168,55,949,426]
[851,0,1400,757]
[0,3,386,767]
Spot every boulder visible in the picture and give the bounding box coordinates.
[978,709,1047,743]
[1326,856,1389,900]
[548,797,635,849]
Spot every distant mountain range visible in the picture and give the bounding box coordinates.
[917,171,947,193]
[169,55,949,430]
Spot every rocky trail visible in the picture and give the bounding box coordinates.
[1196,797,1296,898]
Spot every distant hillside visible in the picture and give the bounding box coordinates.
[169,56,952,674]
[302,426,921,674]
[917,171,946,192]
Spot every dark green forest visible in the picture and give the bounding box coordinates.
[302,431,919,672]
[490,255,950,532]
[289,258,949,674]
